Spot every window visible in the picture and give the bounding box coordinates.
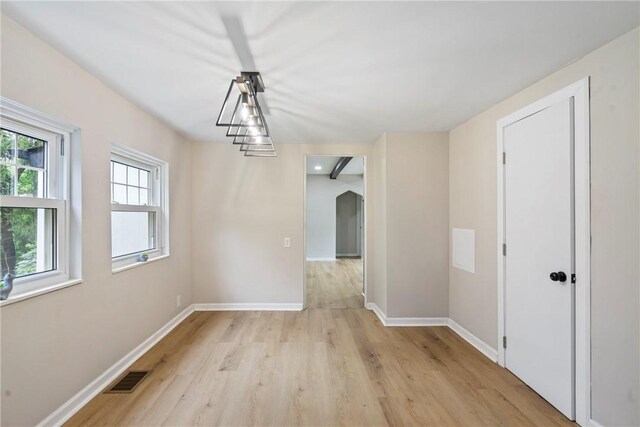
[111,145,168,270]
[0,117,69,291]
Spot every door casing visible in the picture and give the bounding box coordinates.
[496,78,591,426]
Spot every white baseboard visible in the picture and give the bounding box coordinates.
[365,303,447,326]
[447,318,498,362]
[305,257,336,261]
[366,302,386,324]
[385,316,449,326]
[194,303,303,311]
[588,419,604,427]
[38,304,196,427]
[366,304,497,362]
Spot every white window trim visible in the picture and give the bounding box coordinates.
[110,144,169,272]
[0,97,82,305]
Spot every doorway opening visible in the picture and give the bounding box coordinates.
[304,155,366,309]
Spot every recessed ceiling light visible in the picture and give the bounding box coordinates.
[314,165,322,171]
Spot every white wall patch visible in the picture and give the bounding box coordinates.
[452,228,475,273]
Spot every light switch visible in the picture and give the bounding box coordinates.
[284,237,291,248]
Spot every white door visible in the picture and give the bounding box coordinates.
[504,98,574,419]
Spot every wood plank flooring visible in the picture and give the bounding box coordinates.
[306,259,363,309]
[67,261,574,426]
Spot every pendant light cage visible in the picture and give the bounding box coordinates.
[216,71,276,157]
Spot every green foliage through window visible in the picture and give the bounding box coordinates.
[0,207,38,277]
[0,128,52,278]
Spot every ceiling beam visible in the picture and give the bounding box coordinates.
[330,157,353,179]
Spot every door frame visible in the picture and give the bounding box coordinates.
[303,154,368,308]
[496,78,590,425]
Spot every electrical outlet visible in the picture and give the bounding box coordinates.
[284,237,291,248]
[176,294,181,308]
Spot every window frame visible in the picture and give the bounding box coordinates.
[0,116,71,293]
[110,144,168,271]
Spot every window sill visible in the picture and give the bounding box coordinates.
[0,278,83,307]
[112,254,170,274]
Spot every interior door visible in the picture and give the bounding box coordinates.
[504,97,574,419]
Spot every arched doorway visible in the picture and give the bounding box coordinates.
[336,190,363,259]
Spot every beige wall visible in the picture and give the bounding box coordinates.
[0,16,193,426]
[449,28,640,425]
[371,133,450,318]
[191,133,449,320]
[386,133,450,318]
[190,143,374,307]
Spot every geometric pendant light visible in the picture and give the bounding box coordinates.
[216,71,276,157]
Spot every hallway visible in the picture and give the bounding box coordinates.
[306,259,364,309]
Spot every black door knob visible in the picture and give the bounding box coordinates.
[550,271,567,282]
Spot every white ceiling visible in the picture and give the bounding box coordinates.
[3,2,638,144]
[307,156,364,175]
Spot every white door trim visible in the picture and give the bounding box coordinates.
[303,154,368,308]
[496,77,590,425]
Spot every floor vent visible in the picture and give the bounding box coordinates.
[105,371,151,394]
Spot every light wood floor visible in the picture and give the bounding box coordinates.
[67,261,574,426]
[306,259,364,309]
